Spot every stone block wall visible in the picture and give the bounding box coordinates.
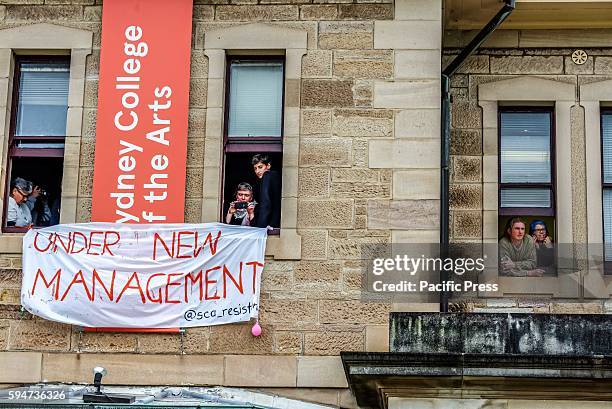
[0,0,443,397]
[446,32,612,314]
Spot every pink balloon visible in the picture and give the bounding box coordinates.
[251,321,262,337]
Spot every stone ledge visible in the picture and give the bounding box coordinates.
[0,23,93,50]
[343,352,612,379]
[0,352,42,383]
[0,234,23,254]
[265,229,302,260]
[0,352,359,388]
[391,313,611,355]
[342,351,612,408]
[41,353,225,385]
[204,22,307,50]
[297,356,347,388]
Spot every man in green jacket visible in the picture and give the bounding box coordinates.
[499,217,544,277]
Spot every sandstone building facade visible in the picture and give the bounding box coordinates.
[0,0,610,408]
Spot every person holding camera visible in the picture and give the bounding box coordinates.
[225,182,256,226]
[6,177,39,227]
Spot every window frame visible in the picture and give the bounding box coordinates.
[221,55,285,231]
[478,77,577,298]
[0,23,93,252]
[497,106,556,218]
[202,23,306,260]
[599,108,612,273]
[3,56,70,233]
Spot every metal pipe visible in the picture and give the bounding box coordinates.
[440,73,451,312]
[137,389,169,404]
[439,0,516,312]
[443,0,516,77]
[181,389,258,407]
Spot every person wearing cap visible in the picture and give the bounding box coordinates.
[6,177,39,227]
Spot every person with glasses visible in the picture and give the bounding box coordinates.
[530,220,555,271]
[6,177,39,227]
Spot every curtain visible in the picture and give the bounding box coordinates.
[16,62,70,137]
[228,61,283,138]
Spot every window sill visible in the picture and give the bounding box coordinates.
[265,228,301,260]
[480,269,581,298]
[2,227,29,234]
[267,228,280,236]
[0,233,26,253]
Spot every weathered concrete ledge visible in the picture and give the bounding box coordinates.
[342,313,612,408]
[391,312,612,355]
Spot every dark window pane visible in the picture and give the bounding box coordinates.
[228,61,283,138]
[500,112,551,183]
[6,156,63,228]
[15,62,70,137]
[222,151,282,227]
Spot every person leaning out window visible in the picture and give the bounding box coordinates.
[6,177,39,228]
[530,220,555,271]
[225,182,256,226]
[498,217,545,277]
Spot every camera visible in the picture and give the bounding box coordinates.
[234,201,248,210]
[233,201,257,210]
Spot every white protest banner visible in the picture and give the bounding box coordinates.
[21,223,267,328]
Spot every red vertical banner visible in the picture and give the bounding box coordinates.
[91,0,193,223]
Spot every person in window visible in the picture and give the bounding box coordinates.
[530,220,555,270]
[6,177,39,227]
[225,182,256,226]
[32,187,53,227]
[252,154,281,229]
[498,217,544,277]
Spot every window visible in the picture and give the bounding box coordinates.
[600,110,612,271]
[3,56,69,231]
[498,107,556,276]
[499,107,555,217]
[498,108,556,234]
[227,60,284,139]
[222,56,284,231]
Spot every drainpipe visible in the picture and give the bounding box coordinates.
[440,0,516,312]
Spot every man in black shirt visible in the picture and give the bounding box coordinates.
[251,154,281,228]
